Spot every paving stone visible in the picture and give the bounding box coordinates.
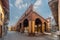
[0,31,57,40]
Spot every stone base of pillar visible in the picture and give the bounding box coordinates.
[0,35,2,38]
[21,30,25,33]
[21,29,24,33]
[28,33,35,36]
[18,30,20,32]
[21,31,24,33]
[21,27,25,33]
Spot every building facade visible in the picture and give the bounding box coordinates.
[0,0,9,37]
[48,0,60,30]
[58,0,60,31]
[15,5,50,35]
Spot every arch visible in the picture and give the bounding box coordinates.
[23,19,29,27]
[35,18,42,33]
[35,18,42,25]
[44,22,47,32]
[22,19,29,33]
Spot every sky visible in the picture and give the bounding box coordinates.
[8,0,53,27]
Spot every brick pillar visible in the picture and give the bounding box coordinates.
[28,21,35,36]
[42,23,44,33]
[21,23,24,33]
[28,21,31,33]
[58,0,60,31]
[46,23,50,32]
[31,21,35,36]
[31,21,35,33]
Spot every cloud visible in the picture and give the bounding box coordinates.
[15,16,19,19]
[48,0,51,2]
[48,13,53,19]
[15,0,23,7]
[15,0,28,9]
[33,0,42,9]
[10,3,13,7]
[19,3,27,9]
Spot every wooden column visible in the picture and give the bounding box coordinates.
[28,21,35,36]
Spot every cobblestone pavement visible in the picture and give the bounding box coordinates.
[0,31,57,40]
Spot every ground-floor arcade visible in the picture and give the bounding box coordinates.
[16,5,50,35]
[16,18,50,36]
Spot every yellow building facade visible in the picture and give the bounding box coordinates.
[0,0,4,37]
[0,0,9,37]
